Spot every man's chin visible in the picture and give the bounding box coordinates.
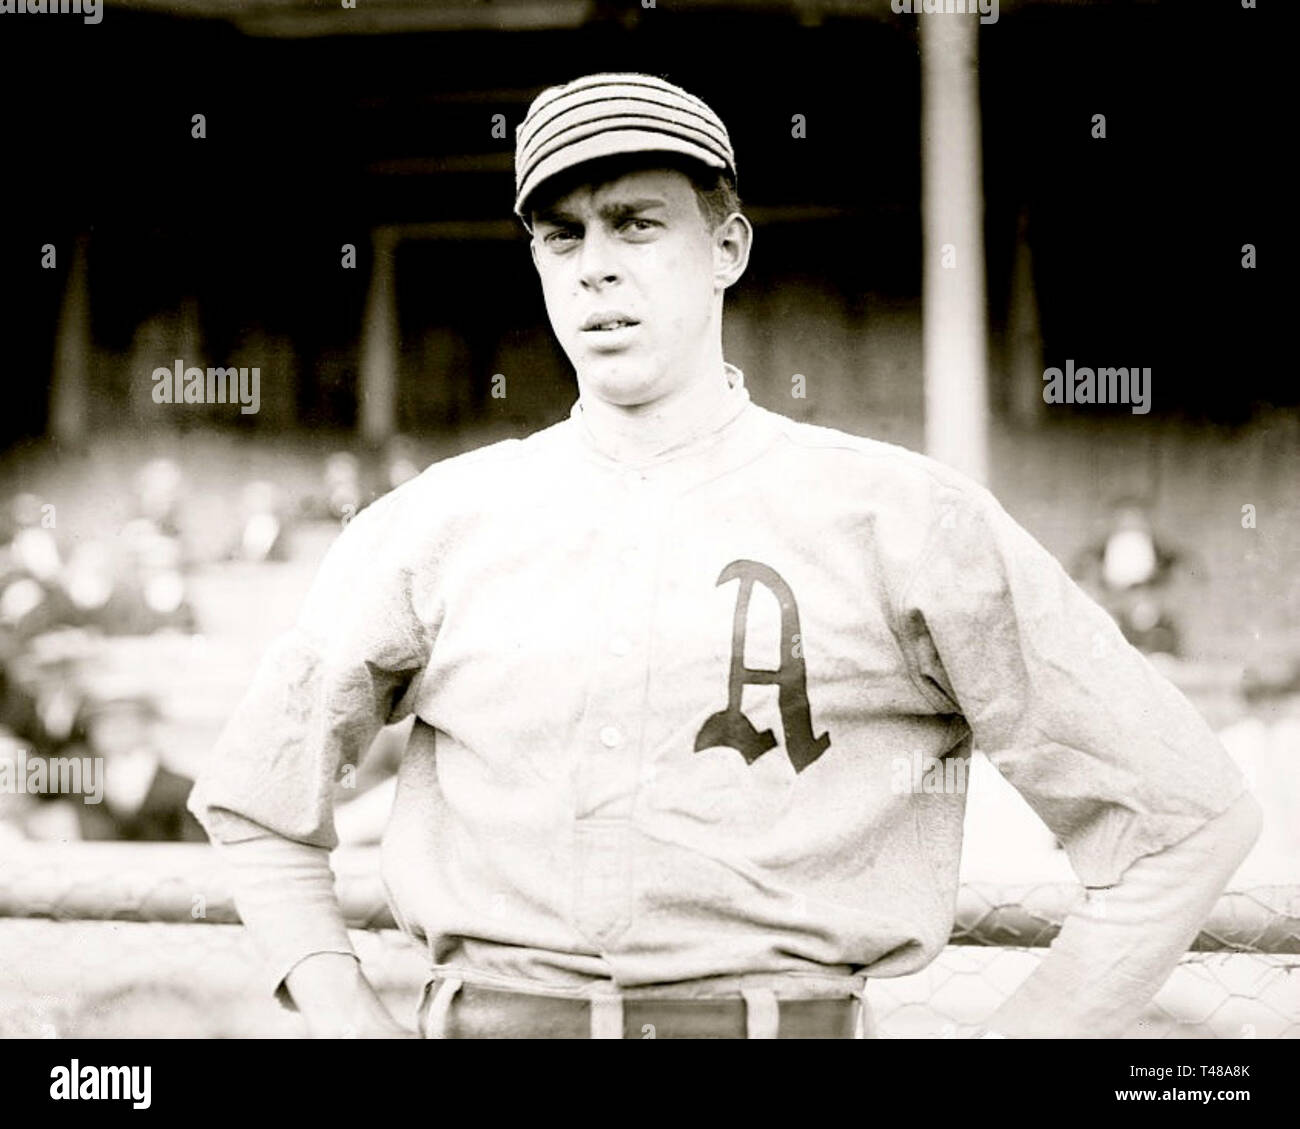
[575,359,664,408]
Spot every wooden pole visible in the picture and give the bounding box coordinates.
[358,229,399,446]
[49,234,91,448]
[1007,207,1046,427]
[920,14,990,484]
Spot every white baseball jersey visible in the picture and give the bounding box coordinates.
[189,364,1245,991]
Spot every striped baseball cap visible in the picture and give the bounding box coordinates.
[514,72,736,222]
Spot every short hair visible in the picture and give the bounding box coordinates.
[687,163,743,231]
[526,152,742,233]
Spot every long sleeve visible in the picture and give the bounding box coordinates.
[186,484,434,1004]
[188,485,432,849]
[892,477,1258,1036]
[986,790,1262,1037]
[215,823,358,1007]
[896,480,1248,889]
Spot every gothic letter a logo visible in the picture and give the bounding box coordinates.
[694,559,831,773]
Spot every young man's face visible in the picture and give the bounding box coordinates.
[529,166,734,409]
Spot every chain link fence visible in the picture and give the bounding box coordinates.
[0,843,1295,1038]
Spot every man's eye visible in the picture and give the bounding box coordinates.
[621,219,657,234]
[544,229,579,247]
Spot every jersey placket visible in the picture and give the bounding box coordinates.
[571,466,662,947]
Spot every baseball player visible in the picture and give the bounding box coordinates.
[188,73,1260,1039]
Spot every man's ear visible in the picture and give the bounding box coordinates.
[529,236,540,273]
[712,211,753,291]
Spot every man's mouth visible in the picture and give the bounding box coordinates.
[581,313,641,332]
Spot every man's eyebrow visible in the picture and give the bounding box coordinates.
[532,196,668,228]
[598,197,668,219]
[531,205,580,227]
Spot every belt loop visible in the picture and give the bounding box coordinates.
[414,977,436,1034]
[589,989,624,1039]
[855,981,878,1039]
[741,987,779,1039]
[424,976,463,1040]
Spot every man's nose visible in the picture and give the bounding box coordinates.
[578,227,620,290]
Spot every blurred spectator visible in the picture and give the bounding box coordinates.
[0,493,75,642]
[61,542,117,622]
[5,493,61,582]
[121,519,198,631]
[230,480,292,563]
[384,435,422,493]
[133,459,185,541]
[41,676,203,843]
[322,451,363,522]
[61,533,197,637]
[298,448,421,528]
[1073,497,1190,656]
[0,726,40,843]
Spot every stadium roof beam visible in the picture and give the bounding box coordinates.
[105,0,1164,38]
[109,0,595,36]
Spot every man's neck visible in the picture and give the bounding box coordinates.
[575,362,741,465]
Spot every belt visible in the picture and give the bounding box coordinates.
[418,978,865,1039]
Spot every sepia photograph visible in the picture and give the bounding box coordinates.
[0,0,1290,1095]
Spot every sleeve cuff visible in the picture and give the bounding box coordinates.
[210,831,361,1009]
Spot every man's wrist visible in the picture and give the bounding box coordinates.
[283,953,415,1037]
[284,952,367,1023]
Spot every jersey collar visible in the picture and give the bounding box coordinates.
[568,363,752,469]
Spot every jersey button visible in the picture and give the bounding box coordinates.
[599,725,623,748]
